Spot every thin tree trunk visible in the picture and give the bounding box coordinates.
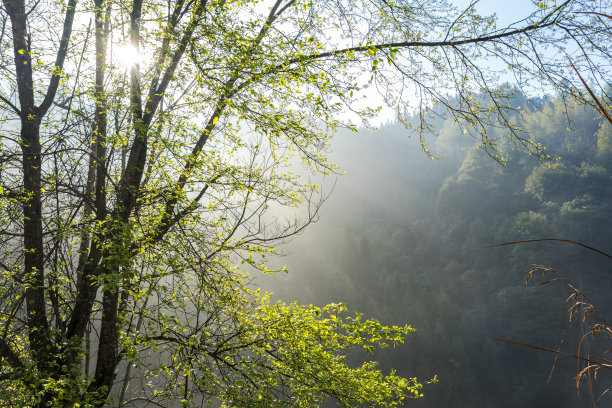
[3,0,51,381]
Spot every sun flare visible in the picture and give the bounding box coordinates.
[114,44,140,68]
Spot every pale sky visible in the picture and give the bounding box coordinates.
[457,0,540,24]
[351,0,556,125]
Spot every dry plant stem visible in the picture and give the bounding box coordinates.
[491,239,612,407]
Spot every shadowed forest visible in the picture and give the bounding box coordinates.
[261,91,612,408]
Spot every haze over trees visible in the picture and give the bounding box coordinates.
[263,94,612,407]
[0,0,610,407]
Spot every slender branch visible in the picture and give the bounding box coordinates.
[484,238,612,260]
[569,57,612,124]
[0,93,20,115]
[282,1,570,66]
[493,338,612,368]
[158,0,298,229]
[37,0,78,117]
[142,0,207,126]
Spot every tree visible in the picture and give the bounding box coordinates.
[0,0,609,406]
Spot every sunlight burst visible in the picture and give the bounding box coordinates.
[114,44,140,68]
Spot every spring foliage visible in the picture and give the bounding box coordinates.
[0,0,610,406]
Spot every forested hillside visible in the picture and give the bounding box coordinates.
[261,95,612,408]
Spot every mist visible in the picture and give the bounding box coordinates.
[257,93,612,407]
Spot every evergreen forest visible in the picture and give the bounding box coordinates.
[261,92,612,408]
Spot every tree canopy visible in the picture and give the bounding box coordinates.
[0,0,610,406]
